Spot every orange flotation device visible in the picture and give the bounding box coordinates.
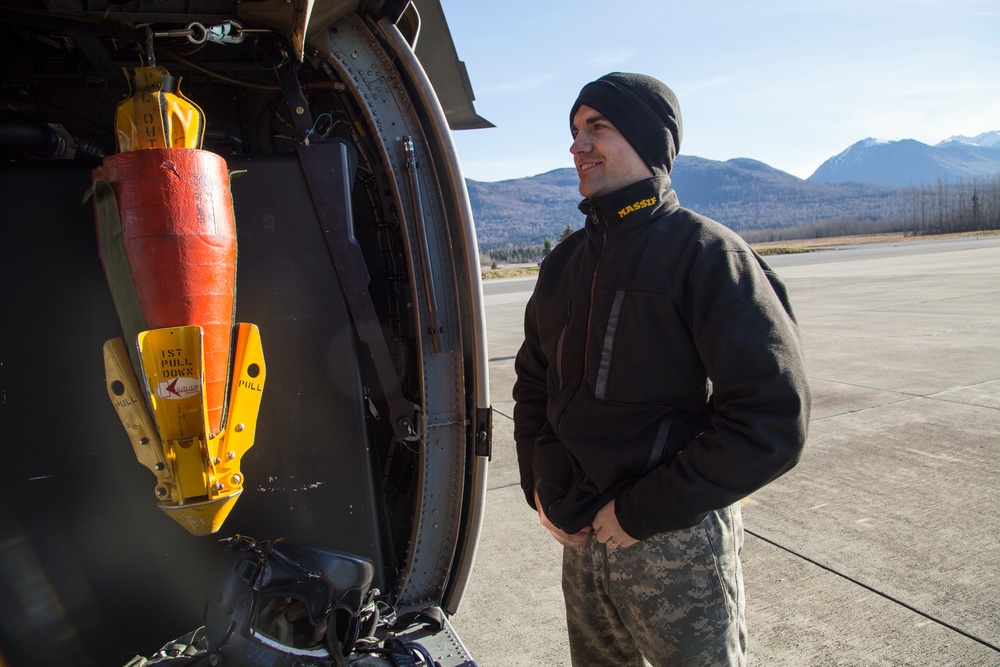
[94,147,236,436]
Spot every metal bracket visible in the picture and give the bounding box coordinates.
[272,53,416,439]
[273,45,315,142]
[295,139,418,440]
[474,407,492,459]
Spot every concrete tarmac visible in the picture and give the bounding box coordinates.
[450,236,1000,666]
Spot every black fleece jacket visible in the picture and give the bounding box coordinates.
[512,176,810,539]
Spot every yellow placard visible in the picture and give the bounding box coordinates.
[138,326,207,443]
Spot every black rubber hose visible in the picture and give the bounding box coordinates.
[0,111,63,157]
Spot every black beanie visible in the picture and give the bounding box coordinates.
[570,72,683,176]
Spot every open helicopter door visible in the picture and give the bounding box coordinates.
[0,1,492,665]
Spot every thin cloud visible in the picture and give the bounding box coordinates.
[586,48,639,69]
[478,74,557,95]
[677,76,730,96]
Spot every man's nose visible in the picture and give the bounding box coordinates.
[570,132,588,154]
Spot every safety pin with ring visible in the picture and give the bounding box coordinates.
[153,21,268,46]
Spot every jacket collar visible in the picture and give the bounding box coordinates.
[579,176,680,239]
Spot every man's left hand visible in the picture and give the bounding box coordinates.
[591,500,638,550]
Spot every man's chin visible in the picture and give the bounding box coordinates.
[578,173,612,199]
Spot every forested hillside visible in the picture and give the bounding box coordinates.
[468,150,1000,255]
[466,169,583,249]
[468,157,908,250]
[672,157,906,231]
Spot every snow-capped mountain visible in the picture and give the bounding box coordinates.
[470,130,1000,248]
[808,132,1000,186]
[939,131,1000,148]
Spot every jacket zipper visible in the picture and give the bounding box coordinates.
[556,206,606,436]
[583,207,608,380]
[555,323,567,390]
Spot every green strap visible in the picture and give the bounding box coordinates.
[91,178,147,378]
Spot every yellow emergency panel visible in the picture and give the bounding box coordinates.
[103,337,170,485]
[138,326,207,442]
[104,323,265,535]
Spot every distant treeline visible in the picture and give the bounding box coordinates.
[902,175,1000,235]
[745,174,1000,242]
[482,226,571,266]
[483,244,547,265]
[740,216,904,243]
[486,175,1000,259]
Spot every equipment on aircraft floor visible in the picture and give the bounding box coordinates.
[0,1,492,665]
[126,535,451,666]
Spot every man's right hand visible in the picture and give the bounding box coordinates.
[534,490,591,547]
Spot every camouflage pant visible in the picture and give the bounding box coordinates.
[562,504,747,667]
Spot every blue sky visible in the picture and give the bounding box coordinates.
[438,0,1000,183]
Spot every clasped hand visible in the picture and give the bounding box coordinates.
[534,491,638,549]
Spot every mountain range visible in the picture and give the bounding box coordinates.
[810,131,1000,186]
[468,131,1000,250]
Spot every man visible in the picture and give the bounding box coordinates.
[512,72,811,666]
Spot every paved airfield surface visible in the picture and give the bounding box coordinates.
[451,236,1000,666]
